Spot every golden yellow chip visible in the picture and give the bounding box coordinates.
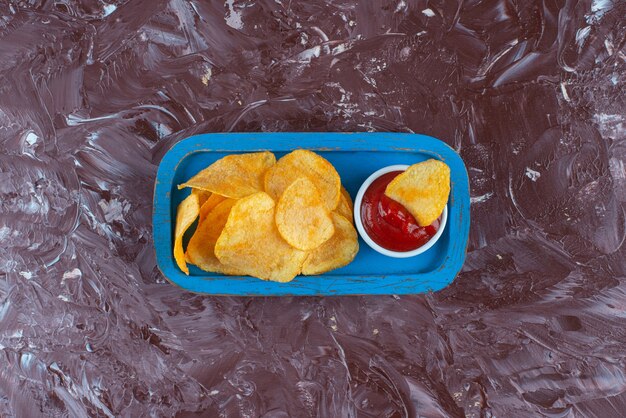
[191,189,212,206]
[335,186,354,223]
[384,159,450,226]
[275,178,335,251]
[198,193,227,224]
[186,199,242,275]
[215,192,307,282]
[173,193,200,275]
[179,151,276,198]
[302,213,359,275]
[341,186,354,212]
[264,150,341,210]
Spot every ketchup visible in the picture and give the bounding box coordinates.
[360,171,439,252]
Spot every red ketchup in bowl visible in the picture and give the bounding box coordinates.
[360,171,440,252]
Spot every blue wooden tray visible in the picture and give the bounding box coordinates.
[153,133,470,296]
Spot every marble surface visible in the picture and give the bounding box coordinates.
[0,0,624,416]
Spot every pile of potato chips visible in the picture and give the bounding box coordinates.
[173,150,359,282]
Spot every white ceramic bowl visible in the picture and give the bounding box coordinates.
[353,164,448,258]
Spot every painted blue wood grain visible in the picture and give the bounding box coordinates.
[153,133,470,296]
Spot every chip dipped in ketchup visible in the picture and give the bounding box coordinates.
[360,171,440,252]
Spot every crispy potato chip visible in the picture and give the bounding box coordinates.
[215,192,307,282]
[179,151,276,198]
[302,213,359,275]
[335,186,354,223]
[186,199,242,275]
[264,150,341,210]
[275,178,335,250]
[191,189,212,206]
[174,193,200,275]
[341,186,354,212]
[198,193,227,224]
[384,159,450,226]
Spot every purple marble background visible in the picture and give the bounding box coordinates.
[1,0,625,416]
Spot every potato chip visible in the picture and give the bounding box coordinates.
[302,213,359,275]
[179,151,276,198]
[341,186,354,212]
[335,186,354,223]
[198,193,227,224]
[173,193,200,275]
[215,192,307,282]
[191,189,212,206]
[384,159,450,226]
[275,178,335,251]
[186,199,242,275]
[264,150,341,210]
